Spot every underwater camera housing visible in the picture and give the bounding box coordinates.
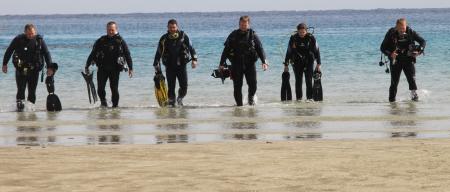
[117,56,129,72]
[212,65,231,84]
[407,45,424,57]
[379,53,390,74]
[313,70,322,80]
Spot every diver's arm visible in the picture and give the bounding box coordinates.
[219,33,233,67]
[40,38,53,68]
[153,36,164,68]
[312,37,321,65]
[3,36,18,66]
[413,30,426,51]
[253,33,267,64]
[380,30,393,56]
[284,36,293,66]
[121,39,133,71]
[86,39,100,69]
[184,34,197,62]
[219,46,229,67]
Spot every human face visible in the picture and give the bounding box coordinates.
[25,28,36,39]
[239,20,250,31]
[168,24,178,34]
[396,21,407,35]
[298,28,307,38]
[107,24,118,37]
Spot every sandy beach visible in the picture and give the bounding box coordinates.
[1,139,450,192]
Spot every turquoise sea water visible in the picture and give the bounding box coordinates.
[0,9,449,146]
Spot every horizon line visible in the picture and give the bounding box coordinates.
[0,7,449,17]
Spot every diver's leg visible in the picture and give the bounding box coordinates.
[305,62,314,100]
[109,70,120,108]
[292,63,304,100]
[403,59,418,101]
[165,67,177,105]
[26,70,40,104]
[15,70,27,111]
[244,63,257,105]
[15,71,26,103]
[177,65,188,99]
[97,69,108,107]
[232,64,244,106]
[389,62,402,102]
[403,61,417,91]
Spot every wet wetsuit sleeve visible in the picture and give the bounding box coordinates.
[220,32,233,66]
[380,30,393,56]
[253,33,267,64]
[86,39,100,69]
[413,30,426,51]
[40,39,53,68]
[3,36,18,66]
[311,36,321,65]
[284,36,294,66]
[184,34,197,62]
[153,36,164,67]
[121,39,133,71]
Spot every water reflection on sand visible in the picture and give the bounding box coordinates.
[1,102,450,146]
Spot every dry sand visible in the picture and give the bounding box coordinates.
[1,139,450,192]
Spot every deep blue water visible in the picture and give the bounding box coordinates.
[1,9,449,110]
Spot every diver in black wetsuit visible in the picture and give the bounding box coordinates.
[380,18,426,102]
[284,23,322,102]
[2,24,55,111]
[153,19,198,107]
[85,21,133,108]
[219,16,269,106]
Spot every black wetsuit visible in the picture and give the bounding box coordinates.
[284,33,321,100]
[86,34,133,107]
[220,29,267,106]
[380,27,426,102]
[153,31,197,104]
[3,34,53,104]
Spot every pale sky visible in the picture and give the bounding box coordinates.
[1,0,449,15]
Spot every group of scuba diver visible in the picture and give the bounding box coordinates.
[1,16,426,112]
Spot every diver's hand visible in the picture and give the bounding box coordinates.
[154,65,161,74]
[411,51,420,58]
[84,67,90,74]
[192,60,197,69]
[2,65,7,74]
[47,68,54,76]
[128,70,133,78]
[219,65,225,71]
[390,52,398,60]
[284,65,289,72]
[315,64,321,72]
[262,63,269,71]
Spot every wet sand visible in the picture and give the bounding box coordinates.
[1,139,450,192]
[2,103,450,146]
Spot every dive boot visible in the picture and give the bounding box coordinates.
[177,97,184,107]
[248,96,255,106]
[16,100,25,112]
[411,90,419,102]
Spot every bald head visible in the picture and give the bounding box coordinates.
[24,24,37,39]
[106,21,118,37]
[396,18,407,34]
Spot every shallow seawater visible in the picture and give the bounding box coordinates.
[1,9,450,146]
[1,101,449,146]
